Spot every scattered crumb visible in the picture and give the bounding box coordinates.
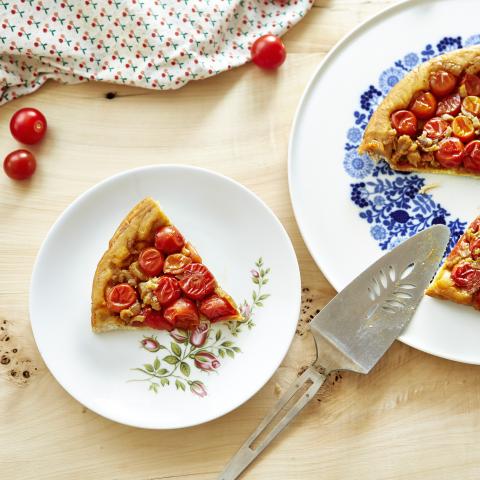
[274,383,282,397]
[418,183,440,194]
[296,286,322,337]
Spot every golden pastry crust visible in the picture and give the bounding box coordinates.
[91,197,243,333]
[91,197,171,332]
[359,46,480,176]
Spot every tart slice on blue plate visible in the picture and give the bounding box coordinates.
[359,46,480,177]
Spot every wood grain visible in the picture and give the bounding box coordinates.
[3,1,480,479]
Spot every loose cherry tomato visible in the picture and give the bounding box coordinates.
[106,283,137,312]
[462,96,480,116]
[464,140,480,172]
[410,91,437,119]
[182,242,202,263]
[435,137,464,168]
[436,92,461,116]
[451,116,475,142]
[470,238,480,261]
[251,34,286,70]
[391,110,417,135]
[154,276,181,305]
[463,73,480,96]
[451,262,480,291]
[429,70,457,97]
[163,253,192,275]
[3,149,36,180]
[138,247,164,276]
[423,117,448,139]
[179,263,216,300]
[9,107,47,145]
[199,295,238,321]
[154,225,185,254]
[164,297,199,330]
[141,307,174,331]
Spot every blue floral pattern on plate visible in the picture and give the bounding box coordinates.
[344,35,480,254]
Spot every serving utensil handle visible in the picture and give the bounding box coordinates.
[218,366,327,480]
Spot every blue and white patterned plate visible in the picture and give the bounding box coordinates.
[289,0,480,364]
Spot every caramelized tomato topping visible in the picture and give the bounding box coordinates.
[436,93,461,116]
[463,96,480,116]
[138,247,164,276]
[451,116,475,142]
[164,297,199,330]
[179,263,216,300]
[435,137,464,168]
[155,225,185,254]
[451,263,480,291]
[429,70,457,97]
[423,117,448,139]
[464,140,480,172]
[410,91,437,119]
[391,110,417,136]
[154,276,181,305]
[163,253,192,275]
[106,283,137,313]
[199,295,238,321]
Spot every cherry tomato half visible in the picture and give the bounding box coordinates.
[133,307,174,331]
[154,276,181,305]
[3,149,36,180]
[106,283,137,312]
[463,73,480,96]
[429,70,457,97]
[391,110,417,136]
[164,297,199,330]
[154,225,185,254]
[451,116,475,142]
[462,96,480,116]
[410,91,437,119]
[436,92,461,116]
[199,295,238,321]
[463,140,480,172]
[470,238,480,261]
[451,262,480,291]
[179,263,216,300]
[163,253,192,275]
[138,247,164,276]
[423,117,448,139]
[435,137,464,168]
[10,107,47,145]
[251,34,286,70]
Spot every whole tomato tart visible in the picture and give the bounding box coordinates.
[91,197,243,333]
[426,215,480,309]
[359,46,480,176]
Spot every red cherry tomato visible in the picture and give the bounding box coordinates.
[410,91,437,119]
[3,149,36,180]
[106,283,137,312]
[436,92,461,116]
[391,110,417,135]
[464,140,480,172]
[435,137,464,168]
[463,73,480,96]
[154,276,181,305]
[10,107,47,145]
[164,297,199,330]
[163,253,192,275]
[462,96,480,116]
[423,117,448,139]
[199,295,238,321]
[451,116,475,142]
[470,239,480,261]
[141,307,174,331]
[451,262,480,291]
[251,34,286,70]
[179,263,216,300]
[154,225,185,254]
[138,247,164,276]
[429,70,456,97]
[471,218,480,234]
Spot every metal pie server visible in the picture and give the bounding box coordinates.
[219,224,450,480]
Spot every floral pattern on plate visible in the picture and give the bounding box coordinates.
[131,257,270,397]
[342,35,480,253]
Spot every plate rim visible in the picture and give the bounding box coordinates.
[30,164,301,428]
[286,0,480,364]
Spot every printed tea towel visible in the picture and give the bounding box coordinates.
[0,0,313,104]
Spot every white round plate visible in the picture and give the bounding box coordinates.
[289,0,480,364]
[31,165,300,429]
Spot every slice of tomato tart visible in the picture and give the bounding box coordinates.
[91,197,243,333]
[426,215,480,309]
[359,46,480,176]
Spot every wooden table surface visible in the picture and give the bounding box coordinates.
[2,1,480,479]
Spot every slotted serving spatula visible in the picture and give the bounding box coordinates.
[219,224,450,479]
